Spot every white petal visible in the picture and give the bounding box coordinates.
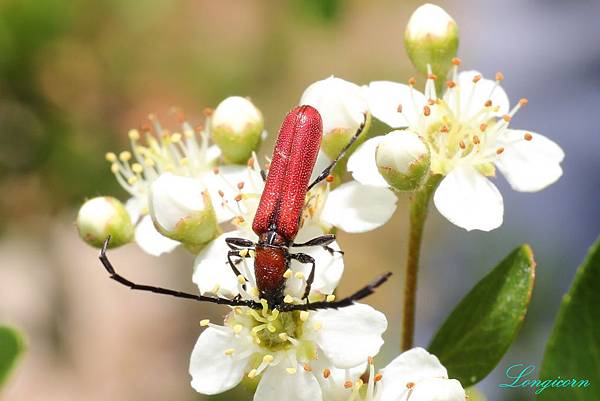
[189,327,250,395]
[287,225,344,298]
[310,150,332,184]
[379,348,448,401]
[495,130,564,192]
[347,136,389,187]
[193,230,256,298]
[433,167,503,231]
[202,165,258,223]
[364,81,426,128]
[134,215,179,256]
[206,144,222,164]
[444,70,509,120]
[312,303,387,368]
[321,181,397,233]
[125,196,145,224]
[407,378,466,401]
[312,356,366,401]
[254,366,322,401]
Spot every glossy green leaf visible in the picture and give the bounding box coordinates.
[538,237,600,401]
[428,245,535,386]
[0,325,25,388]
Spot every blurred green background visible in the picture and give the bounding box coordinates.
[1,1,598,400]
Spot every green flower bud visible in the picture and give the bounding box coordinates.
[375,131,430,192]
[211,96,263,164]
[77,196,134,248]
[149,173,220,248]
[404,3,459,81]
[300,76,370,160]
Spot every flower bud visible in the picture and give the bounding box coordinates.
[404,4,459,80]
[375,131,430,191]
[77,196,134,248]
[149,173,219,248]
[211,96,264,164]
[300,76,370,159]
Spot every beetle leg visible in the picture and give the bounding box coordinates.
[225,237,255,250]
[307,113,367,191]
[291,234,344,255]
[99,237,261,309]
[260,169,267,182]
[282,272,392,312]
[227,250,252,290]
[289,252,316,300]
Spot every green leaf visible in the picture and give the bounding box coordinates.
[428,245,536,386]
[0,325,26,388]
[538,237,600,401]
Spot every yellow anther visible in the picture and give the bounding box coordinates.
[128,129,140,140]
[250,287,260,297]
[224,348,235,356]
[284,295,294,304]
[283,269,292,279]
[233,324,243,334]
[132,163,143,174]
[127,176,138,185]
[247,369,257,379]
[200,319,210,327]
[263,354,274,364]
[248,250,256,258]
[237,275,246,285]
[299,311,310,322]
[179,157,188,166]
[110,163,120,174]
[184,129,194,138]
[326,294,336,302]
[267,324,276,333]
[323,368,331,379]
[313,321,322,331]
[294,272,305,280]
[286,367,297,375]
[239,249,248,257]
[119,151,132,161]
[144,158,155,167]
[171,133,182,142]
[105,152,117,162]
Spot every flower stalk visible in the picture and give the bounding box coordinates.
[402,174,442,351]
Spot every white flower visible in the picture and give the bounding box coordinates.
[351,62,564,231]
[105,113,240,255]
[189,302,387,400]
[322,348,465,401]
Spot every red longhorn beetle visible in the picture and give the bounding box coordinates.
[99,105,391,311]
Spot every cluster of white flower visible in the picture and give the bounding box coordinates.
[76,3,565,401]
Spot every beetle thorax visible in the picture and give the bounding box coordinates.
[254,231,290,305]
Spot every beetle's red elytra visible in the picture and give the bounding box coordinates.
[252,105,323,242]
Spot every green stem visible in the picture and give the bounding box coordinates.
[401,174,442,352]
